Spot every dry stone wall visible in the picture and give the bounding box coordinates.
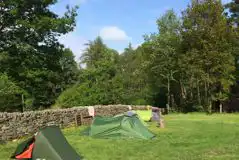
[0,105,147,141]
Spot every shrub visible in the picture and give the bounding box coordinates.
[0,74,24,112]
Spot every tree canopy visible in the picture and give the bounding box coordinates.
[0,0,79,111]
[1,0,239,113]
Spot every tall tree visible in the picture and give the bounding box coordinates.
[0,0,79,110]
[182,0,236,112]
[225,0,239,76]
[115,43,151,105]
[59,48,79,91]
[144,10,182,110]
[81,37,111,69]
[57,37,121,107]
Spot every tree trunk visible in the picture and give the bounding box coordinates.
[190,76,193,100]
[167,75,170,113]
[171,94,175,111]
[219,102,223,113]
[197,79,201,105]
[21,94,25,112]
[208,100,212,114]
[179,79,183,112]
[204,82,208,103]
[207,81,212,114]
[180,79,186,98]
[204,81,208,111]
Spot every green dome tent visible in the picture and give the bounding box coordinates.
[11,126,81,160]
[82,112,155,140]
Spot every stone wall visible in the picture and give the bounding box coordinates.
[0,105,148,141]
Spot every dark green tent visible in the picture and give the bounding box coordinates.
[82,113,155,140]
[11,125,81,160]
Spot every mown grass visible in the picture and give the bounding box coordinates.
[1,111,239,160]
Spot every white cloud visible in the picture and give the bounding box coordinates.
[58,33,87,62]
[99,26,131,41]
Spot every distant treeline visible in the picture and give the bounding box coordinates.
[0,0,239,113]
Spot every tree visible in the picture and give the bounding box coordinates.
[0,0,79,110]
[225,0,239,26]
[144,10,182,111]
[80,37,111,69]
[225,0,239,79]
[0,73,24,112]
[181,0,236,112]
[59,48,79,91]
[57,37,120,107]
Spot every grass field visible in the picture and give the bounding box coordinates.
[1,111,239,160]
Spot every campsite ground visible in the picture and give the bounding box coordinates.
[1,111,239,160]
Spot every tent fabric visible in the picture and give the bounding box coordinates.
[15,143,34,159]
[136,110,151,122]
[126,110,136,116]
[11,126,81,160]
[11,137,35,159]
[123,111,148,126]
[32,126,81,160]
[82,113,155,140]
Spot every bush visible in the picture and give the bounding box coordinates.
[0,74,24,112]
[182,101,204,113]
[56,83,95,108]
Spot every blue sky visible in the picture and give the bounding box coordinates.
[50,0,231,61]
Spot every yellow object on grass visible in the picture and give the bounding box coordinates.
[136,110,151,121]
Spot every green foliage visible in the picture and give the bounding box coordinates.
[0,0,79,110]
[117,44,151,105]
[56,83,91,108]
[1,0,239,112]
[181,0,236,112]
[142,9,182,109]
[57,37,121,107]
[59,48,79,90]
[0,74,24,112]
[57,1,239,112]
[225,0,239,26]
